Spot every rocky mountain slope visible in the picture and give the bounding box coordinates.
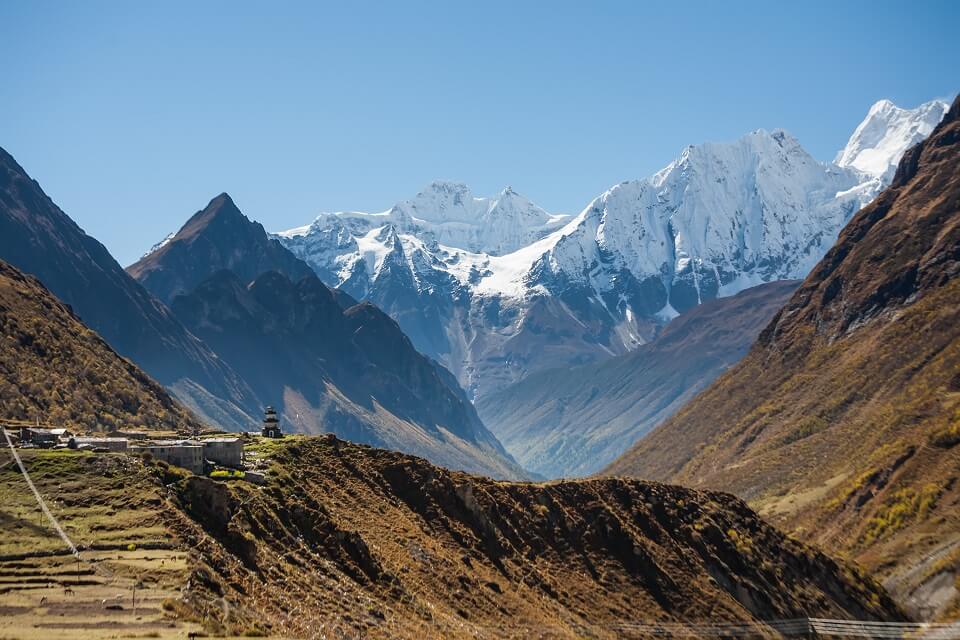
[0,147,256,430]
[2,439,900,638]
[127,192,314,305]
[171,269,525,479]
[0,155,516,478]
[606,96,960,620]
[277,99,948,399]
[126,193,523,478]
[0,258,203,433]
[478,280,798,479]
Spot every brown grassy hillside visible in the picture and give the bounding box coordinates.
[605,96,960,619]
[0,259,203,433]
[0,439,902,639]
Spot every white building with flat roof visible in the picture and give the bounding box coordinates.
[201,437,243,468]
[132,440,204,474]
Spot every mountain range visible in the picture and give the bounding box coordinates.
[1,96,949,485]
[0,90,956,633]
[126,193,525,479]
[0,153,524,479]
[607,95,960,620]
[274,99,949,403]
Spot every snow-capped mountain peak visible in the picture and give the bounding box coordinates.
[400,180,474,223]
[835,98,950,181]
[279,182,571,259]
[275,96,947,401]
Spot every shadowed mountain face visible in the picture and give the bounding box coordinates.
[125,192,523,478]
[0,147,256,430]
[0,258,203,433]
[171,269,526,479]
[606,96,960,620]
[127,193,314,305]
[477,280,799,478]
[0,151,516,478]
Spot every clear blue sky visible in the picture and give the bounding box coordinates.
[1,1,956,265]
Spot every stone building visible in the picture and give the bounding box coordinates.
[132,440,204,474]
[68,436,129,452]
[18,427,70,447]
[201,437,243,468]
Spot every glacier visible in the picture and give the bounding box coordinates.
[276,98,949,399]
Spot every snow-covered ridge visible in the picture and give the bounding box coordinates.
[278,99,949,306]
[278,180,571,257]
[273,97,949,398]
[835,98,949,182]
[532,126,872,315]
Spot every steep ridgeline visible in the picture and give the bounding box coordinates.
[0,259,203,433]
[836,98,950,182]
[0,147,256,430]
[159,437,902,637]
[606,96,960,620]
[277,99,947,399]
[170,270,525,479]
[127,192,314,305]
[131,194,523,478]
[478,280,798,479]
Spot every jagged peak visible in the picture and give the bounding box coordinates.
[488,186,543,215]
[375,223,402,247]
[867,98,896,115]
[419,179,472,197]
[835,97,950,180]
[177,192,250,236]
[770,128,802,148]
[206,191,238,211]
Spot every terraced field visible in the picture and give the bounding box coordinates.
[0,449,201,640]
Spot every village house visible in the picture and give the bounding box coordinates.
[68,436,129,452]
[105,429,150,441]
[131,440,204,475]
[201,437,243,468]
[18,427,71,447]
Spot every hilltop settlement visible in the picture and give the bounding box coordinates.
[4,407,285,480]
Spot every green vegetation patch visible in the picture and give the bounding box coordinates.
[210,469,245,479]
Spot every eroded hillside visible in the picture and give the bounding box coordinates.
[0,438,903,639]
